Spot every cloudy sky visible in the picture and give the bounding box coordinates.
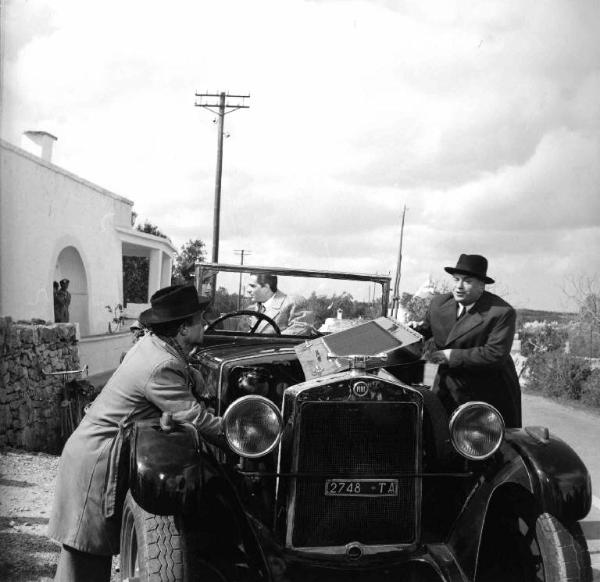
[2,0,599,311]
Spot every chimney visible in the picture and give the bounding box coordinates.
[22,131,58,162]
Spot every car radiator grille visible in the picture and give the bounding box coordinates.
[291,401,419,548]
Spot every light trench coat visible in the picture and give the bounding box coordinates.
[48,333,221,555]
[250,290,296,333]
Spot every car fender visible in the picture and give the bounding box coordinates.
[446,427,592,581]
[503,426,592,520]
[129,418,219,515]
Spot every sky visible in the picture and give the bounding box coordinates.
[1,0,599,311]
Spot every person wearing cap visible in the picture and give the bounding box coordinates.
[49,284,222,581]
[409,254,521,428]
[55,278,71,322]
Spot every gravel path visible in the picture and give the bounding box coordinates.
[0,448,119,582]
[0,449,60,581]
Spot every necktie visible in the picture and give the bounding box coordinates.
[257,303,265,314]
[457,305,467,320]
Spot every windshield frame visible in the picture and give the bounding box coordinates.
[195,262,391,319]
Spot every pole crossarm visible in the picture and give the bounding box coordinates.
[195,91,250,113]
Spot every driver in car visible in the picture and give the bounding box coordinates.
[245,273,296,333]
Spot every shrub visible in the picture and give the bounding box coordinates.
[581,369,600,408]
[525,351,592,400]
[519,321,568,356]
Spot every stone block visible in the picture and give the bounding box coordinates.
[40,326,57,343]
[0,404,11,429]
[20,326,34,344]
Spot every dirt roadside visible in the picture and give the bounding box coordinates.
[0,448,119,582]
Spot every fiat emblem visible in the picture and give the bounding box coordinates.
[352,381,369,398]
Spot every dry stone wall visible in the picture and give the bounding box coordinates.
[0,317,80,452]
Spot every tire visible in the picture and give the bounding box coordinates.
[536,513,592,582]
[477,508,592,582]
[120,491,226,582]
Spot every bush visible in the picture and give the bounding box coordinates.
[525,351,592,400]
[519,321,568,356]
[581,368,600,408]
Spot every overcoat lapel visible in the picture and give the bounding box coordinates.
[256,292,285,332]
[438,297,459,340]
[445,310,484,345]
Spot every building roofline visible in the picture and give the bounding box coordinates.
[24,130,58,141]
[1,138,134,207]
[115,226,178,254]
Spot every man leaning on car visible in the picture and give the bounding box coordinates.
[409,254,522,428]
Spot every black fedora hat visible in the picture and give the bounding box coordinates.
[444,254,495,284]
[139,285,210,325]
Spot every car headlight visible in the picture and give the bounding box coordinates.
[449,401,505,460]
[222,395,283,458]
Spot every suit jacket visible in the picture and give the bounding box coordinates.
[48,333,221,555]
[251,290,296,333]
[417,291,521,428]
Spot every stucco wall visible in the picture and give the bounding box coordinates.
[0,142,133,335]
[0,140,176,337]
[78,331,133,377]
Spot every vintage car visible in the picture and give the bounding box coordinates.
[119,263,593,582]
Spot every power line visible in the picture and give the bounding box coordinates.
[195,91,250,263]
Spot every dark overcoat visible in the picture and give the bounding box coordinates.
[417,291,522,428]
[48,333,221,555]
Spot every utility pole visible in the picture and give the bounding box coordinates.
[195,91,250,263]
[391,205,407,319]
[234,249,252,309]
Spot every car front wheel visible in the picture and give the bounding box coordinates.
[120,491,224,582]
[477,507,592,582]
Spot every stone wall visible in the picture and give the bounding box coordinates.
[0,317,81,452]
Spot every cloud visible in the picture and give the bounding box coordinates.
[2,0,599,311]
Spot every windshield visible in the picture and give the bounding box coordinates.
[197,263,390,337]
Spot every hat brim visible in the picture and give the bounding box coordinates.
[139,297,210,326]
[445,267,494,284]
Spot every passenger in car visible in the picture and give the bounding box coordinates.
[49,284,223,582]
[408,254,521,428]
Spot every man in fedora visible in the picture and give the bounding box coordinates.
[49,285,222,581]
[409,254,521,428]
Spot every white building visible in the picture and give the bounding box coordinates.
[0,133,176,373]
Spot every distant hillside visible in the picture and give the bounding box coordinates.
[516,308,577,326]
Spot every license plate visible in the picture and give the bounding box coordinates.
[325,479,398,497]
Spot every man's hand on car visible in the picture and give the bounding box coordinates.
[428,350,451,364]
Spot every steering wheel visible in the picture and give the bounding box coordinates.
[204,309,282,336]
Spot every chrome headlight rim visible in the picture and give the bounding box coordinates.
[449,401,505,461]
[222,394,283,459]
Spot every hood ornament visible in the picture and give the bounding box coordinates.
[327,352,388,374]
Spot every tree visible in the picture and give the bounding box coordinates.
[563,274,600,358]
[122,218,169,304]
[172,239,207,284]
[399,278,451,322]
[123,256,149,304]
[136,220,168,239]
[563,274,600,327]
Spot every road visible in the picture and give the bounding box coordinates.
[523,393,600,580]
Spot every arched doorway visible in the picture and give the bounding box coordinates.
[55,246,89,336]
